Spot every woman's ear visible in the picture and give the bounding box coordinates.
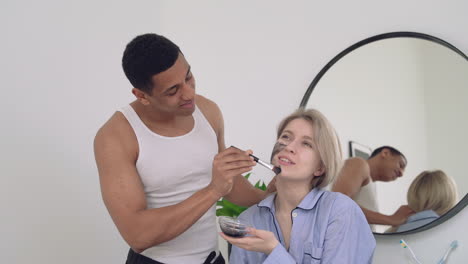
[314,166,325,177]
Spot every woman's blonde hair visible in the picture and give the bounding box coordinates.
[274,108,342,188]
[407,170,458,216]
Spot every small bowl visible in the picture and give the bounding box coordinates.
[219,216,250,237]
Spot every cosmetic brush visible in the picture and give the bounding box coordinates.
[400,239,422,264]
[437,240,458,264]
[230,146,281,175]
[249,153,282,175]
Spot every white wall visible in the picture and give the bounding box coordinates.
[1,1,467,263]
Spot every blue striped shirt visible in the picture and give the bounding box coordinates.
[230,188,375,263]
[396,210,439,232]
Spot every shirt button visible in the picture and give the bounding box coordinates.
[292,212,298,218]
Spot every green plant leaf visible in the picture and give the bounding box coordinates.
[223,200,247,215]
[216,207,235,217]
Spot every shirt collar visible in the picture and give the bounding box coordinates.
[407,209,439,222]
[257,188,325,211]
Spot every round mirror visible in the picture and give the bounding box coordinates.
[300,32,467,235]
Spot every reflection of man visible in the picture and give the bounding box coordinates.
[332,146,414,227]
[94,33,272,263]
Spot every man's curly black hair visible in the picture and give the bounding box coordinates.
[122,33,180,94]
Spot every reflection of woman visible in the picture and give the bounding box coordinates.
[388,170,458,233]
[221,109,375,263]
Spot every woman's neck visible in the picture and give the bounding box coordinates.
[274,179,311,214]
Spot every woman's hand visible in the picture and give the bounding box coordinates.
[220,228,279,255]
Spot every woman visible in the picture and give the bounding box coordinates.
[221,108,375,263]
[387,170,458,233]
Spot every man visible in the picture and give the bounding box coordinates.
[94,33,271,264]
[332,146,414,227]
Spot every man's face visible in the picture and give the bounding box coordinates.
[380,150,407,182]
[143,53,196,116]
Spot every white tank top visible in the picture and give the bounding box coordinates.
[353,180,378,212]
[353,180,379,232]
[119,104,219,264]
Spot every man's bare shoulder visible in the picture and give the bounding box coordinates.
[195,94,223,130]
[96,112,128,139]
[196,94,221,115]
[345,157,368,168]
[343,157,371,184]
[94,111,137,155]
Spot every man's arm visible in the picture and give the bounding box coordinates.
[197,95,270,207]
[94,113,253,252]
[332,158,413,226]
[225,173,269,206]
[360,205,414,226]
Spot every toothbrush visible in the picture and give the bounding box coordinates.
[437,240,458,264]
[400,239,422,264]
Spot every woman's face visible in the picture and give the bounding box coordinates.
[272,118,324,182]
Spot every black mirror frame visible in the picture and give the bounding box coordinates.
[299,31,468,236]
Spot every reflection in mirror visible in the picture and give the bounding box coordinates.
[300,32,468,234]
[385,170,458,233]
